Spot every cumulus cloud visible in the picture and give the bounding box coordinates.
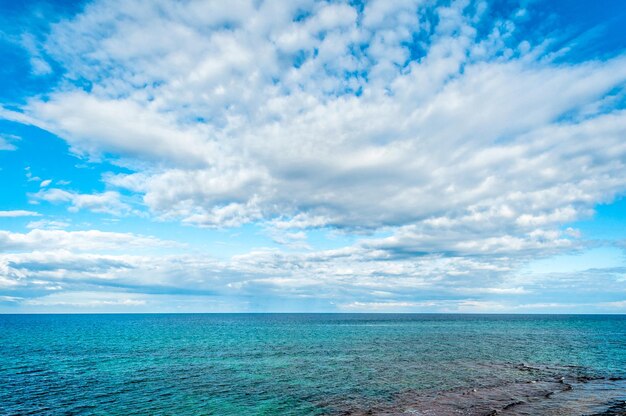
[0,0,625,311]
[30,188,133,216]
[4,0,621,240]
[24,92,217,165]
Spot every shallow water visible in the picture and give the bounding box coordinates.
[0,314,624,415]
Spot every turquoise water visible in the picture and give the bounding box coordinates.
[1,314,625,415]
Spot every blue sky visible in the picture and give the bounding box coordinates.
[0,0,625,313]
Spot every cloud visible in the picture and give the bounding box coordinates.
[11,290,248,312]
[362,226,580,258]
[4,0,621,241]
[24,92,216,165]
[0,1,625,311]
[0,134,19,151]
[26,219,70,230]
[0,295,23,303]
[20,33,53,75]
[24,166,41,182]
[601,300,626,309]
[0,230,622,312]
[0,229,176,252]
[23,291,147,308]
[338,301,444,312]
[0,210,41,217]
[30,188,133,216]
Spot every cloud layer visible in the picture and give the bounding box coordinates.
[1,0,625,311]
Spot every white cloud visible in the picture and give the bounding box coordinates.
[0,229,176,252]
[4,0,621,242]
[0,1,625,311]
[0,136,17,151]
[455,286,530,295]
[363,226,579,258]
[338,301,443,312]
[0,210,41,217]
[25,92,217,165]
[23,291,147,308]
[0,295,23,302]
[601,300,626,309]
[26,219,70,230]
[21,33,53,75]
[31,188,133,216]
[0,229,622,312]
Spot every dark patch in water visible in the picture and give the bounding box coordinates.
[325,364,626,416]
[591,400,626,416]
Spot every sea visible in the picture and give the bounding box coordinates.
[1,314,625,415]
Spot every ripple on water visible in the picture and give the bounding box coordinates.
[0,314,624,415]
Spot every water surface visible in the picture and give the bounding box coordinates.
[1,314,624,415]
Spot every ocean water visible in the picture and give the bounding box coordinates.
[1,314,625,415]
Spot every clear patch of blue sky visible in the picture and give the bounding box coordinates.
[0,0,89,104]
[568,196,626,241]
[528,0,626,61]
[524,246,625,275]
[0,120,126,206]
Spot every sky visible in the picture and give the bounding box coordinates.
[0,0,625,313]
